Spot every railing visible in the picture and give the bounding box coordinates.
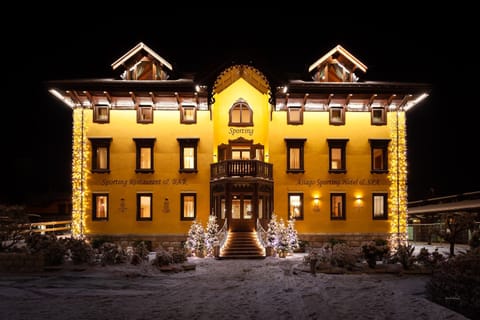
[407,222,480,244]
[211,160,273,180]
[28,220,72,236]
[216,219,228,248]
[256,218,267,248]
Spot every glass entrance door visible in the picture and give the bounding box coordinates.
[230,194,254,231]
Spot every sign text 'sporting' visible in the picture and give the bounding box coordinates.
[297,178,388,187]
[229,128,254,136]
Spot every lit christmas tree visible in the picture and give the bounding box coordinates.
[266,213,279,248]
[205,215,219,256]
[286,218,299,253]
[185,220,206,256]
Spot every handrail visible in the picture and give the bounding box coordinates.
[216,219,228,247]
[28,220,72,235]
[256,218,267,248]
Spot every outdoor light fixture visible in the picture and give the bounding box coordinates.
[313,196,320,211]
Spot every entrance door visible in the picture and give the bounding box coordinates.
[230,194,255,231]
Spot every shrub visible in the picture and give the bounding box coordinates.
[65,238,95,265]
[391,243,416,270]
[25,233,66,266]
[426,248,480,319]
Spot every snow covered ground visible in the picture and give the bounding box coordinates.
[0,242,470,320]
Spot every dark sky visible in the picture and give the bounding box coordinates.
[2,11,478,204]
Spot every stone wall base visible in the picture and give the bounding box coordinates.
[299,233,392,250]
[84,234,187,251]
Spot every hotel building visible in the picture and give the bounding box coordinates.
[48,42,430,253]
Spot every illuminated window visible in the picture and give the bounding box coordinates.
[288,193,304,220]
[93,105,109,123]
[92,193,108,220]
[287,106,303,124]
[181,193,196,220]
[180,105,197,124]
[133,138,156,173]
[285,138,306,173]
[177,138,199,173]
[369,139,390,173]
[89,138,112,173]
[137,106,153,123]
[229,100,253,126]
[329,106,345,125]
[327,139,348,173]
[330,193,346,220]
[371,107,386,125]
[137,193,153,221]
[372,193,388,220]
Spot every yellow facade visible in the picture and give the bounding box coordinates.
[51,43,429,247]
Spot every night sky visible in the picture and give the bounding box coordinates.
[2,11,478,204]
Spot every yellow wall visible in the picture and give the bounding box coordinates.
[270,110,394,234]
[73,71,407,239]
[77,108,213,236]
[212,78,271,159]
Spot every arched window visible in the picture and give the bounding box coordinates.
[229,100,253,126]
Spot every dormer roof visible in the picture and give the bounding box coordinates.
[111,42,172,71]
[308,45,367,82]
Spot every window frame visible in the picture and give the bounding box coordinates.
[136,193,153,221]
[229,100,253,127]
[372,193,388,220]
[329,106,345,125]
[133,138,156,173]
[177,138,199,173]
[285,138,306,173]
[330,193,346,220]
[371,106,387,125]
[92,193,109,221]
[180,105,197,124]
[93,105,110,123]
[327,139,349,173]
[288,193,304,220]
[287,106,303,125]
[89,138,112,173]
[137,105,154,124]
[369,139,390,173]
[181,193,197,220]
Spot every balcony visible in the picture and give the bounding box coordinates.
[211,160,273,180]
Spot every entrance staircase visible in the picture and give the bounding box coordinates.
[219,231,265,259]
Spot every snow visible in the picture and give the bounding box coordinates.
[0,243,470,320]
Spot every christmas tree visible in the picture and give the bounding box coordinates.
[205,215,219,256]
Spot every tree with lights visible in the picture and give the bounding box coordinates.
[184,220,206,257]
[266,213,279,249]
[286,218,299,253]
[205,215,219,256]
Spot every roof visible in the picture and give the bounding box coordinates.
[111,42,173,71]
[308,44,368,74]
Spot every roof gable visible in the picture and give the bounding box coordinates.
[308,45,367,82]
[213,65,270,95]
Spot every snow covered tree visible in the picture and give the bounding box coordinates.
[266,213,279,248]
[185,220,206,256]
[205,215,219,256]
[286,218,300,252]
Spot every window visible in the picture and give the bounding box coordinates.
[285,138,306,172]
[371,107,386,125]
[177,138,199,173]
[181,193,196,220]
[330,193,346,220]
[329,106,345,125]
[287,106,303,124]
[180,105,197,124]
[372,193,388,220]
[93,105,109,123]
[137,193,153,221]
[137,106,153,123]
[89,138,112,173]
[133,138,156,173]
[92,193,108,220]
[327,139,349,173]
[288,193,304,220]
[229,100,253,126]
[369,139,390,173]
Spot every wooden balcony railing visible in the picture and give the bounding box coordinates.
[211,160,273,180]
